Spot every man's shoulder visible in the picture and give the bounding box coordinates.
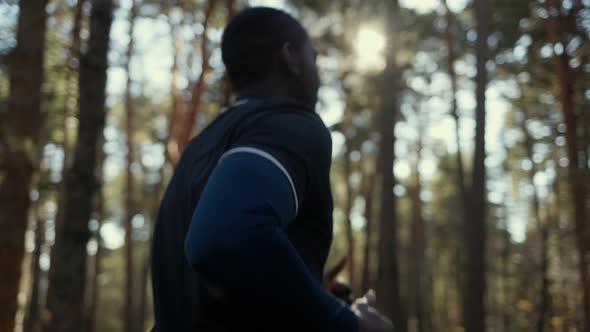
[245,99,329,134]
[236,107,331,154]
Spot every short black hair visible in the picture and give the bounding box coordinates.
[221,7,308,91]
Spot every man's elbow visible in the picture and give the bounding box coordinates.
[184,220,238,275]
[184,227,217,272]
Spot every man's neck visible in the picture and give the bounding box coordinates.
[235,80,292,101]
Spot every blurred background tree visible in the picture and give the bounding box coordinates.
[0,0,589,331]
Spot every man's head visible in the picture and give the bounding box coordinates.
[221,7,320,107]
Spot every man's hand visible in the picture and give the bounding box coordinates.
[351,289,394,332]
[324,257,353,304]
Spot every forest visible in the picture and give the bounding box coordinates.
[0,0,589,331]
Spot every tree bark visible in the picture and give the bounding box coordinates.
[343,138,356,288]
[136,11,187,330]
[441,3,472,325]
[44,1,113,331]
[136,243,151,332]
[56,0,86,230]
[409,137,426,332]
[85,153,105,332]
[441,7,470,316]
[441,0,468,208]
[123,2,138,331]
[521,112,551,332]
[544,1,590,329]
[162,12,184,167]
[463,0,489,331]
[222,0,237,107]
[536,227,550,332]
[520,110,551,332]
[0,1,48,330]
[376,1,407,331]
[500,223,511,332]
[177,0,217,155]
[361,169,376,293]
[23,206,45,332]
[63,0,86,167]
[226,0,237,19]
[500,137,511,332]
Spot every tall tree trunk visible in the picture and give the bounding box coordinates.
[177,0,217,155]
[544,1,590,329]
[136,242,151,332]
[85,211,103,332]
[442,2,471,328]
[442,5,469,319]
[63,0,85,168]
[570,1,590,169]
[361,169,376,293]
[409,137,426,332]
[123,2,138,331]
[163,14,184,167]
[500,137,511,332]
[222,0,237,107]
[0,1,48,330]
[521,111,549,332]
[136,14,185,330]
[85,148,105,332]
[226,0,237,18]
[44,1,113,331]
[343,138,356,288]
[463,0,490,331]
[376,1,407,330]
[441,0,468,209]
[521,111,551,332]
[500,224,511,332]
[23,206,45,332]
[536,227,550,332]
[56,0,86,230]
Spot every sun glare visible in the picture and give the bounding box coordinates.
[355,27,386,72]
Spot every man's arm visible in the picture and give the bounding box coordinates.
[184,150,358,331]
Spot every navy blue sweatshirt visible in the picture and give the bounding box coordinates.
[151,97,358,331]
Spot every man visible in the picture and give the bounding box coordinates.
[151,7,393,331]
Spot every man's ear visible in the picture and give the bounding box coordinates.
[280,42,301,76]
